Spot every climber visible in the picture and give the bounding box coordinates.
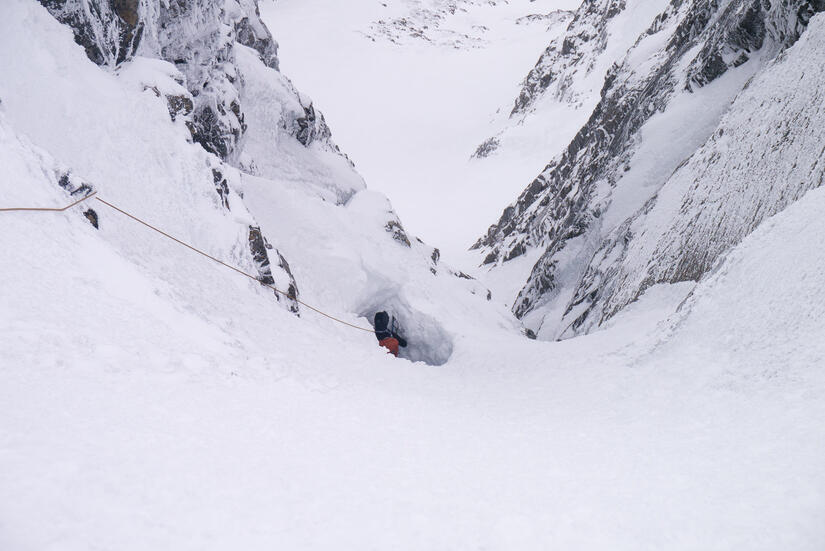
[373,311,407,357]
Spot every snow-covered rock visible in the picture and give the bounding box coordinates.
[469,0,658,181]
[367,0,513,49]
[475,0,824,339]
[38,0,334,162]
[560,12,825,336]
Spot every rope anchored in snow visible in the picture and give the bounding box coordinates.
[2,192,376,334]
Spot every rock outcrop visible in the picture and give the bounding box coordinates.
[38,0,339,162]
[40,0,143,65]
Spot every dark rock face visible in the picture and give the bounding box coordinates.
[57,171,98,228]
[113,0,139,26]
[40,0,143,66]
[685,0,768,89]
[83,209,99,229]
[190,106,235,160]
[57,172,95,201]
[248,225,299,313]
[294,100,332,147]
[248,225,277,286]
[211,169,230,210]
[235,15,279,70]
[476,0,817,335]
[429,248,440,275]
[273,250,300,313]
[166,94,193,122]
[799,0,825,24]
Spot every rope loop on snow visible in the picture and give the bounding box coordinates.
[2,193,376,334]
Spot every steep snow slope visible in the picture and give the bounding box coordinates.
[0,1,301,313]
[562,14,825,335]
[3,103,825,548]
[265,0,581,266]
[476,0,823,338]
[0,0,505,364]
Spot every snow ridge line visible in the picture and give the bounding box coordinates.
[1,193,377,334]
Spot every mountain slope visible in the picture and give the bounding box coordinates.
[562,14,825,335]
[475,0,824,338]
[2,1,825,548]
[0,0,510,368]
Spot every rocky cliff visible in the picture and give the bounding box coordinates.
[475,0,824,338]
[560,13,825,337]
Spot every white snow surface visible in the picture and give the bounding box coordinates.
[1,1,824,549]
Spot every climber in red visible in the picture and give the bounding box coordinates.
[373,311,407,357]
